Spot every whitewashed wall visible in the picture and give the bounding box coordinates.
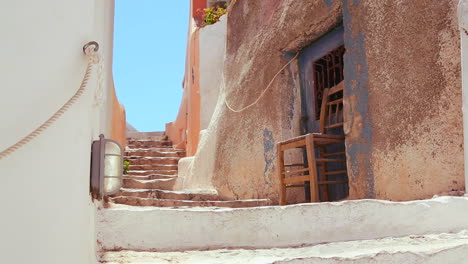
[199,16,227,130]
[174,16,227,191]
[0,1,116,263]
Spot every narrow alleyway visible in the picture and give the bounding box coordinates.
[106,133,271,208]
[96,134,468,264]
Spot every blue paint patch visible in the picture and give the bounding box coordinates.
[285,53,297,129]
[323,0,334,6]
[342,0,374,198]
[288,77,296,129]
[263,129,275,175]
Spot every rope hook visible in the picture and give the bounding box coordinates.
[83,41,99,54]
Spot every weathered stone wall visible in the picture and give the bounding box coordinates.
[343,0,464,200]
[182,0,464,203]
[192,0,343,202]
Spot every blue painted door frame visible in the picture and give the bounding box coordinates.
[297,26,348,201]
[299,26,344,134]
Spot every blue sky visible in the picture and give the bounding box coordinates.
[113,0,189,132]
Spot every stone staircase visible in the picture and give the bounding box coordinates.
[98,133,468,264]
[98,196,468,263]
[100,231,468,264]
[106,133,271,208]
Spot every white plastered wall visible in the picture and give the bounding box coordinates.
[175,16,226,191]
[0,1,116,263]
[199,16,227,130]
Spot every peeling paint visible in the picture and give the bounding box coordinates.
[288,81,296,130]
[343,0,374,198]
[263,129,275,175]
[285,52,298,130]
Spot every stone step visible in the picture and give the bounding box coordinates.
[125,150,185,158]
[99,231,468,264]
[127,131,165,140]
[127,140,172,148]
[97,197,468,252]
[127,136,167,141]
[123,174,175,181]
[112,188,220,200]
[126,170,178,176]
[125,147,184,153]
[109,196,272,208]
[125,157,180,165]
[127,139,170,143]
[123,178,176,190]
[128,164,178,171]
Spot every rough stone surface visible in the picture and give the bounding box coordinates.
[180,0,464,203]
[126,170,178,176]
[127,140,172,148]
[180,0,342,203]
[114,188,221,200]
[122,178,176,190]
[126,150,185,158]
[343,0,464,201]
[127,131,166,140]
[128,165,178,171]
[126,157,180,165]
[108,197,271,208]
[122,175,175,181]
[112,136,272,208]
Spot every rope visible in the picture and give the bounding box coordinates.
[222,52,299,113]
[0,45,100,160]
[93,52,104,107]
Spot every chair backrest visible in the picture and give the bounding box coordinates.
[319,81,344,134]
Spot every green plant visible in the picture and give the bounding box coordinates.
[200,5,227,26]
[123,160,130,175]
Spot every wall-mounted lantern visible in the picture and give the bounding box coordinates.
[90,134,123,199]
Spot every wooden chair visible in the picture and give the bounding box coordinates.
[277,82,348,205]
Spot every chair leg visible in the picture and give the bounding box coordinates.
[305,135,319,202]
[277,144,287,205]
[319,146,329,201]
